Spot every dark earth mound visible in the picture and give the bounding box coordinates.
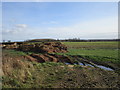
[2,42,67,53]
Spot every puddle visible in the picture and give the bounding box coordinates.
[79,63,85,66]
[84,63,94,67]
[83,63,113,71]
[65,62,113,71]
[65,62,71,65]
[94,64,113,71]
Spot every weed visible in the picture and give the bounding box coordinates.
[74,65,82,69]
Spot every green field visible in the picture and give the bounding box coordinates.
[62,41,120,64]
[66,49,118,58]
[62,41,119,49]
[62,42,119,57]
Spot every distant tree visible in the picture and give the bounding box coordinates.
[57,39,59,41]
[8,40,11,42]
[2,40,5,43]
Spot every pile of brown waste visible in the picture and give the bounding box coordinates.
[2,42,68,53]
[18,42,67,53]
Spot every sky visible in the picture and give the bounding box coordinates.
[1,2,118,42]
[2,0,119,2]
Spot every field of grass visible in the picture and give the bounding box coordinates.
[62,41,119,57]
[62,41,120,64]
[66,49,118,58]
[62,41,119,49]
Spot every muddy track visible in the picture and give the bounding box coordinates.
[23,53,117,71]
[80,56,118,70]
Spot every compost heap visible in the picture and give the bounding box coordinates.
[2,42,67,53]
[18,42,67,53]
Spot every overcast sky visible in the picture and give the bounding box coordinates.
[1,2,118,42]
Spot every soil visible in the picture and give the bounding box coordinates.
[28,53,73,64]
[55,67,120,88]
[24,53,120,71]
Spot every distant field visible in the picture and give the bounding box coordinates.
[65,49,118,58]
[62,42,119,62]
[62,41,119,49]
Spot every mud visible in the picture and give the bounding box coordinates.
[24,53,117,71]
[26,53,73,64]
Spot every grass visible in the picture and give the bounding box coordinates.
[66,48,119,58]
[62,41,119,58]
[82,55,120,64]
[2,49,27,56]
[62,41,119,49]
[61,41,119,64]
[2,61,69,88]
